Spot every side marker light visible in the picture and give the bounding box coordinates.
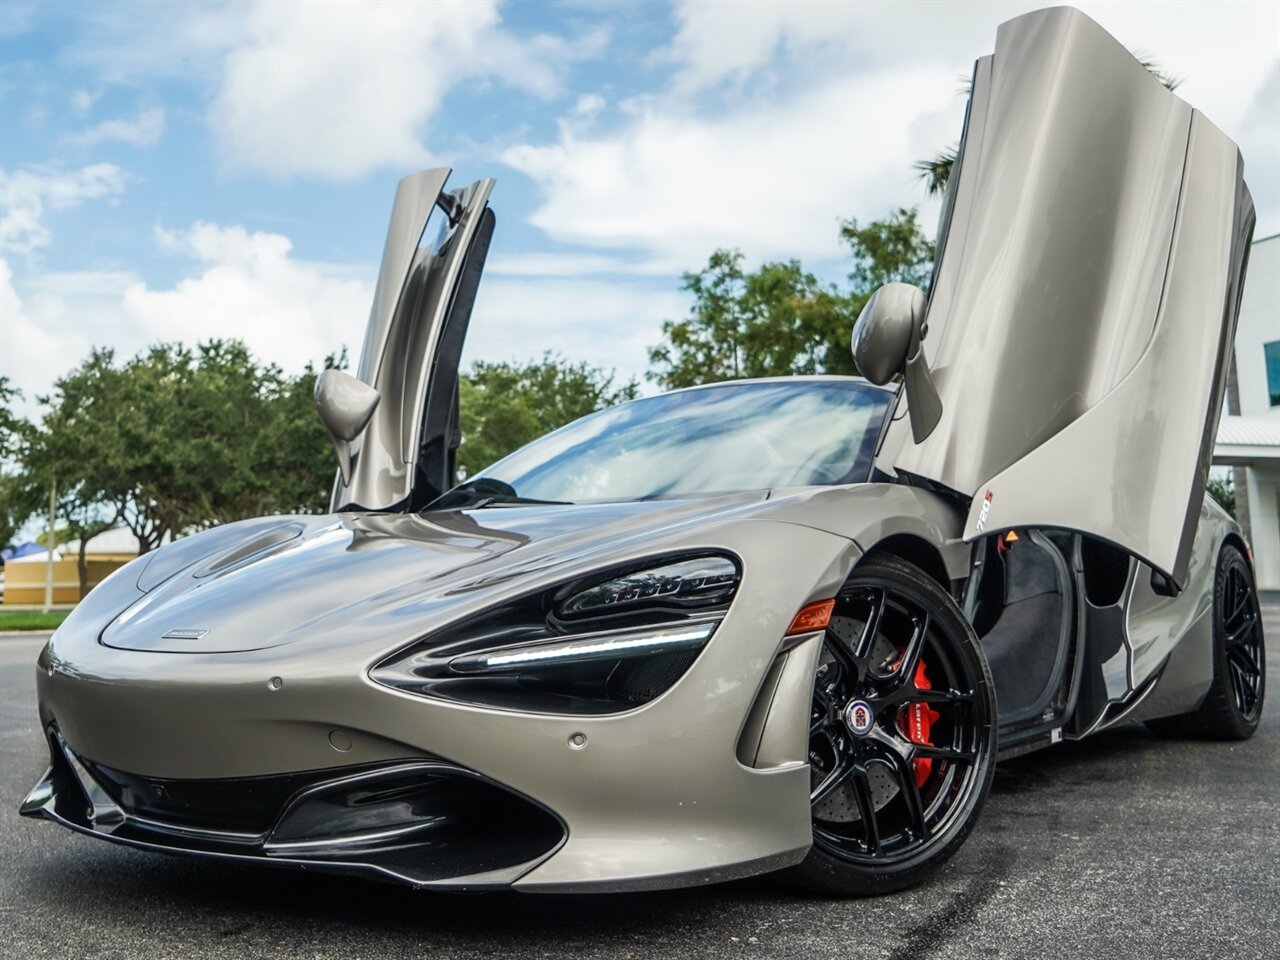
[787,599,835,635]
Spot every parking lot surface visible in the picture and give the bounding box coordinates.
[2,600,1277,959]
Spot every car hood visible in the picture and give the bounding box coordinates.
[100,492,770,654]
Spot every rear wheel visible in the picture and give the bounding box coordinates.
[782,554,997,896]
[1147,544,1265,740]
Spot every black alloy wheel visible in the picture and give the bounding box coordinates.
[1221,550,1266,724]
[784,554,996,896]
[1148,544,1266,740]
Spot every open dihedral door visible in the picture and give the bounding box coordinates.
[333,168,495,513]
[879,6,1255,589]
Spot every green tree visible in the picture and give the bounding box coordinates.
[26,341,340,567]
[838,207,935,314]
[1206,474,1235,519]
[457,353,639,478]
[648,209,934,390]
[264,353,349,515]
[0,376,27,458]
[0,377,37,551]
[647,252,852,390]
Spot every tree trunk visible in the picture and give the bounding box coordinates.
[77,537,89,599]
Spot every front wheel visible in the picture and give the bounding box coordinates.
[782,554,997,896]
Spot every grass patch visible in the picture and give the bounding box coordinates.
[0,610,70,632]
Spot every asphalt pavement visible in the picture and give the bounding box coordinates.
[2,601,1277,960]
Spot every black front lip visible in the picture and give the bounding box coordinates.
[20,731,567,890]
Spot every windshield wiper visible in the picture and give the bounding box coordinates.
[426,477,572,511]
[470,494,572,508]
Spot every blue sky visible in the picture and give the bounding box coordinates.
[2,0,1277,420]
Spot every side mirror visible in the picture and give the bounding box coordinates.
[314,369,380,487]
[851,282,942,442]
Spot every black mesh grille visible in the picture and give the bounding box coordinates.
[81,759,390,834]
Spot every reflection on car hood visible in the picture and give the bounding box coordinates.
[100,493,770,654]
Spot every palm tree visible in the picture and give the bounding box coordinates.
[914,58,1181,197]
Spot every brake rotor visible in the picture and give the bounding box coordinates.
[811,632,940,823]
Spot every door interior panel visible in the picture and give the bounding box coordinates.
[974,531,1074,730]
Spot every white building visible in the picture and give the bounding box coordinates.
[1216,232,1280,589]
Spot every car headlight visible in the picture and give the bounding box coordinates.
[556,556,738,618]
[370,553,740,715]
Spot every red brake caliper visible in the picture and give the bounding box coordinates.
[899,661,940,787]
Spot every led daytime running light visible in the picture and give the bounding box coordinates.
[450,621,716,674]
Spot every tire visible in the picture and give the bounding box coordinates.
[1146,544,1265,741]
[781,554,998,897]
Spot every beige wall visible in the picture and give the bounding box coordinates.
[4,556,133,605]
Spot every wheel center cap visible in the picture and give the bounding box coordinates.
[843,699,875,737]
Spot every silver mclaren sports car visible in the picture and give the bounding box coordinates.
[21,7,1267,896]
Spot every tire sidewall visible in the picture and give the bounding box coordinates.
[1215,544,1265,736]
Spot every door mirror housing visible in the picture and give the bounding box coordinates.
[314,369,380,487]
[851,282,942,443]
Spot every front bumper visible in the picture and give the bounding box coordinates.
[24,519,857,891]
[21,730,566,888]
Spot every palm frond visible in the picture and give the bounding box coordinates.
[913,146,957,198]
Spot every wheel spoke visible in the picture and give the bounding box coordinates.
[1226,613,1259,646]
[854,590,886,660]
[811,750,854,805]
[848,768,881,855]
[1228,661,1257,714]
[1226,573,1252,624]
[873,684,974,710]
[879,612,928,691]
[873,751,929,840]
[911,743,975,763]
[823,633,862,684]
[1226,641,1260,678]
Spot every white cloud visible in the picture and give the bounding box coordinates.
[466,276,687,387]
[0,163,129,254]
[664,1,869,92]
[68,107,165,148]
[70,89,101,114]
[3,223,374,422]
[0,257,138,419]
[58,2,251,83]
[1239,60,1280,237]
[486,251,682,278]
[507,0,1280,269]
[123,222,374,371]
[0,0,39,38]
[49,1,604,181]
[208,0,579,180]
[502,63,954,267]
[1,222,679,424]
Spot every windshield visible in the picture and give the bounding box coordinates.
[438,379,892,507]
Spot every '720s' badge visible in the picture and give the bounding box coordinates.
[976,489,994,532]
